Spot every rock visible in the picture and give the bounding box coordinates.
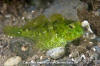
[66,58,74,64]
[70,54,86,64]
[26,6,36,13]
[43,0,88,21]
[95,37,100,42]
[92,46,100,54]
[69,51,79,58]
[93,9,100,16]
[4,56,22,66]
[77,62,84,66]
[33,0,53,8]
[91,46,100,60]
[9,37,36,60]
[94,60,100,66]
[72,57,82,64]
[42,59,50,63]
[81,20,96,39]
[77,2,88,11]
[46,47,65,59]
[5,14,12,18]
[81,20,93,33]
[90,53,99,60]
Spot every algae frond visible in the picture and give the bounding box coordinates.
[4,14,84,50]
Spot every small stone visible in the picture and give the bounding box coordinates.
[92,46,100,54]
[81,54,86,60]
[10,36,13,39]
[89,41,93,44]
[42,59,50,63]
[46,47,65,59]
[66,58,74,64]
[93,9,100,16]
[81,20,93,33]
[40,56,43,60]
[5,14,12,18]
[69,51,79,58]
[4,56,22,66]
[94,60,100,66]
[21,45,28,51]
[22,17,25,20]
[32,10,35,13]
[73,57,82,64]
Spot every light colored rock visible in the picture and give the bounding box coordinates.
[81,20,96,39]
[93,9,100,16]
[5,14,12,18]
[81,20,93,33]
[92,46,100,54]
[46,47,65,59]
[69,51,79,58]
[4,56,22,66]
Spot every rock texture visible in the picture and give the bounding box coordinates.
[43,0,88,21]
[4,56,22,66]
[46,47,65,59]
[78,8,100,36]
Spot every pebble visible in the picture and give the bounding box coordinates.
[66,58,74,64]
[4,56,22,66]
[41,58,50,63]
[5,14,12,18]
[93,9,100,16]
[81,20,93,33]
[46,47,65,59]
[72,57,82,64]
[92,46,100,54]
[69,51,79,58]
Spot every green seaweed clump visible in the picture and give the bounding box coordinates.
[4,14,84,50]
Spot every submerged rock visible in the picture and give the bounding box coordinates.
[43,0,88,21]
[46,47,65,59]
[4,56,22,66]
[9,37,36,60]
[92,46,100,54]
[81,20,96,39]
[94,60,100,66]
[93,9,100,16]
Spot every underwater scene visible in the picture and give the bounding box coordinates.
[0,0,100,66]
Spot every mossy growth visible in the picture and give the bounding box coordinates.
[4,14,84,50]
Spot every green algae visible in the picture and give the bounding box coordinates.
[4,14,84,50]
